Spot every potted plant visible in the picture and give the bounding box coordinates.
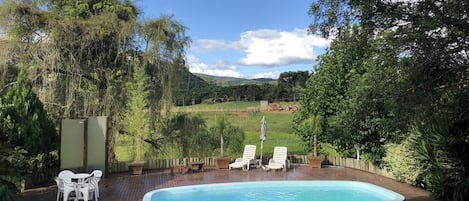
[300,114,323,168]
[210,114,245,169]
[125,59,149,175]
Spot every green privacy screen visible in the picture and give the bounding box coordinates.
[60,116,107,174]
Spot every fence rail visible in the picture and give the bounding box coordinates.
[108,155,393,179]
[327,156,394,179]
[25,155,395,189]
[109,155,316,173]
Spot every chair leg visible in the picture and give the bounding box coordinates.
[63,191,69,201]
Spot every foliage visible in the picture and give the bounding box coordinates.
[277,71,309,102]
[0,68,58,156]
[194,73,276,87]
[294,25,391,161]
[140,15,191,114]
[221,126,245,156]
[123,59,149,162]
[186,71,308,103]
[297,114,323,156]
[383,127,425,184]
[0,0,190,168]
[159,113,212,158]
[174,68,214,106]
[115,110,303,160]
[0,67,57,196]
[209,114,245,157]
[414,117,469,201]
[189,122,215,158]
[0,147,29,201]
[303,0,469,199]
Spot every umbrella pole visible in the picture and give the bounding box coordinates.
[260,140,263,167]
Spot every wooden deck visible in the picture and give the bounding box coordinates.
[21,164,438,201]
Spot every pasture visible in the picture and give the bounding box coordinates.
[115,101,306,161]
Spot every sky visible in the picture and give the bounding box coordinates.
[135,0,330,79]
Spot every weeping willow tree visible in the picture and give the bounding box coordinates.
[139,15,191,122]
[0,0,138,117]
[138,15,191,148]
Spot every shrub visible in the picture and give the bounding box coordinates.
[415,118,469,201]
[383,128,424,184]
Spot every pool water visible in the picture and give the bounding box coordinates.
[143,181,405,201]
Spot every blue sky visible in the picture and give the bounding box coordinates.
[136,0,329,79]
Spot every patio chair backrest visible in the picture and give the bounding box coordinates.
[58,170,75,183]
[242,145,256,163]
[91,170,103,178]
[272,146,287,164]
[54,177,65,189]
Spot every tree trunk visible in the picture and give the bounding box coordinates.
[220,135,225,157]
[313,134,317,157]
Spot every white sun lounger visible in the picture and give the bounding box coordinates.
[229,145,256,171]
[265,146,287,171]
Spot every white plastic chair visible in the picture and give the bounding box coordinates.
[229,145,257,171]
[58,170,75,183]
[266,146,288,171]
[77,176,99,201]
[90,170,102,178]
[90,170,103,198]
[55,177,76,201]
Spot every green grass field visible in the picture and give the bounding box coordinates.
[115,101,307,161]
[197,111,305,155]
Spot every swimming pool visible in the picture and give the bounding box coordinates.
[143,181,405,201]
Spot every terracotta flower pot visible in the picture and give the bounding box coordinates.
[215,157,230,169]
[307,157,322,168]
[128,161,145,175]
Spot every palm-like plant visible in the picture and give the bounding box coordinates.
[299,114,323,157]
[414,117,469,201]
[212,115,229,157]
[210,114,245,157]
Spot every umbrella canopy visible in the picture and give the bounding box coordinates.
[260,116,267,141]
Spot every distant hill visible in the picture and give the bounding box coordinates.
[194,73,277,87]
[174,68,215,106]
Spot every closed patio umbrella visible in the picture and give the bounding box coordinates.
[259,116,267,166]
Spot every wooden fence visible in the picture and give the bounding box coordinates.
[23,170,58,190]
[109,157,218,173]
[327,156,394,179]
[24,155,395,189]
[107,155,394,176]
[108,155,313,173]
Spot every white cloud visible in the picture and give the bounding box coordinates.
[191,28,330,67]
[192,39,236,52]
[187,28,329,79]
[237,28,329,66]
[253,71,281,79]
[186,55,243,78]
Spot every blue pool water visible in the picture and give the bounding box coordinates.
[143,181,405,201]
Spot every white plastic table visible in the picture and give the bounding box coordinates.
[72,173,91,184]
[70,173,92,201]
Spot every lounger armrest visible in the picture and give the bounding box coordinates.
[234,158,243,163]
